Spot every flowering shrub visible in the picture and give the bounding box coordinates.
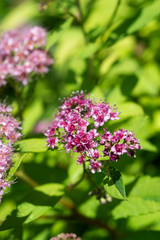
[0,0,159,239]
[45,91,141,173]
[0,26,53,86]
[51,233,81,240]
[0,102,22,202]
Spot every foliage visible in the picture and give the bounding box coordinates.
[0,0,160,239]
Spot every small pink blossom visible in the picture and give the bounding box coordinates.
[0,102,22,202]
[111,143,127,155]
[51,233,81,240]
[77,154,85,164]
[89,159,102,174]
[47,137,59,149]
[102,129,141,160]
[87,149,100,159]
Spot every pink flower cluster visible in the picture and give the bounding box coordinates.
[45,91,141,173]
[0,102,22,202]
[0,26,53,86]
[51,233,81,240]
[101,129,141,161]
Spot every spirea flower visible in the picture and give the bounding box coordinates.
[51,233,81,240]
[45,91,141,173]
[0,102,22,202]
[0,26,53,86]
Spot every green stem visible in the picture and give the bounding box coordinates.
[107,0,121,29]
[15,167,39,188]
[103,161,110,177]
[85,168,102,191]
[101,0,121,43]
[75,0,88,43]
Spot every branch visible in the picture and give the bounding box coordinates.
[15,167,39,188]
[75,0,88,43]
[75,0,83,22]
[73,209,118,240]
[44,200,118,239]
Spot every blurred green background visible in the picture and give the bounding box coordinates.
[0,0,160,239]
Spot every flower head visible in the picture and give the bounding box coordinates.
[0,102,22,202]
[51,233,81,240]
[0,26,53,86]
[45,91,141,173]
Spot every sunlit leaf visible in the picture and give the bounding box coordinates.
[17,183,64,224]
[103,166,126,200]
[112,176,160,219]
[79,197,100,219]
[7,154,27,181]
[127,0,160,34]
[118,102,144,119]
[22,99,43,135]
[128,212,160,230]
[112,197,160,219]
[0,1,38,30]
[140,139,158,152]
[84,0,118,32]
[16,138,48,153]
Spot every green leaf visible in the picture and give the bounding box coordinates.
[54,28,85,65]
[0,200,16,224]
[67,160,84,185]
[17,183,64,224]
[90,86,104,99]
[122,231,160,240]
[0,184,65,228]
[132,64,160,97]
[78,43,100,59]
[115,116,150,139]
[127,0,160,34]
[129,176,160,201]
[46,18,73,50]
[16,138,48,153]
[112,176,160,219]
[118,102,144,120]
[105,1,160,47]
[17,203,49,224]
[0,1,38,30]
[7,154,27,181]
[84,0,118,32]
[103,167,126,200]
[140,139,158,152]
[22,99,43,135]
[0,210,26,231]
[79,197,100,219]
[35,183,64,197]
[128,212,160,230]
[112,197,160,219]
